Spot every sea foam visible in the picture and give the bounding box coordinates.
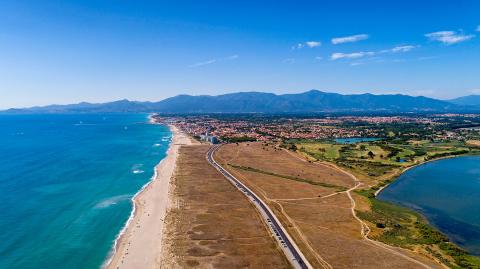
[95,195,132,209]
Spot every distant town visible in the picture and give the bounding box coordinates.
[153,113,480,143]
[149,112,480,268]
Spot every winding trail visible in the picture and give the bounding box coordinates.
[283,148,436,269]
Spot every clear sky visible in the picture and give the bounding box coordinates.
[0,0,479,109]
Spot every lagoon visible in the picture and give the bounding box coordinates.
[334,137,381,144]
[378,156,480,255]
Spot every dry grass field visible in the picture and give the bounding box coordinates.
[215,142,443,269]
[162,145,291,268]
[218,142,354,189]
[467,140,480,147]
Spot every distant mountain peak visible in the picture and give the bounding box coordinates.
[448,95,480,106]
[1,90,474,114]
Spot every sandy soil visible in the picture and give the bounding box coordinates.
[160,145,290,268]
[467,139,480,147]
[106,125,194,269]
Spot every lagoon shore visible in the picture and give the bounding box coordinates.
[105,124,193,269]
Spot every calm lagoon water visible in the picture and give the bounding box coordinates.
[378,156,480,255]
[334,137,381,144]
[0,114,170,269]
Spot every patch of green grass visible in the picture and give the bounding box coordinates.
[439,242,480,269]
[355,191,480,268]
[355,198,430,246]
[338,159,399,177]
[463,255,480,268]
[324,145,341,158]
[298,143,341,159]
[395,147,415,159]
[295,139,480,182]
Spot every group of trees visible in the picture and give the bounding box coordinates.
[222,136,257,143]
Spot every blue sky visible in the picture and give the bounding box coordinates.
[0,0,479,108]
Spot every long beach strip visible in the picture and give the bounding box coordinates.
[105,123,193,269]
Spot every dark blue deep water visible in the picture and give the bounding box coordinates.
[378,156,480,255]
[0,114,170,269]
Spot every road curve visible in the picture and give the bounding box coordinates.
[206,145,313,269]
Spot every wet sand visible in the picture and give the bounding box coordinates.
[106,125,193,269]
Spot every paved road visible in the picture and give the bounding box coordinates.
[206,145,312,269]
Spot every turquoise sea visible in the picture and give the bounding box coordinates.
[378,156,480,255]
[0,114,171,269]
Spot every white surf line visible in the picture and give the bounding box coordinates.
[102,160,161,268]
[102,120,172,268]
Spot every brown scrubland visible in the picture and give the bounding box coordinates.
[214,142,443,269]
[162,145,291,268]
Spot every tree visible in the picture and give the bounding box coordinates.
[289,143,298,151]
[368,151,375,159]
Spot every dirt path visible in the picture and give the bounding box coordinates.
[223,153,331,269]
[285,148,438,269]
[272,199,333,269]
[220,145,443,268]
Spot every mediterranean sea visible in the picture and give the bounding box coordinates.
[378,156,480,255]
[0,114,170,269]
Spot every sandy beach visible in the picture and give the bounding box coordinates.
[106,124,193,269]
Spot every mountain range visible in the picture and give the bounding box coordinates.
[3,90,480,114]
[448,95,480,107]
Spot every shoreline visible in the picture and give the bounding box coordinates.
[105,120,193,269]
[102,162,159,268]
[374,154,461,197]
[103,113,164,267]
[367,154,480,266]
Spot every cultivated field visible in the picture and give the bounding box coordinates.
[215,142,442,269]
[162,145,290,268]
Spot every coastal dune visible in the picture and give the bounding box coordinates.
[106,125,193,269]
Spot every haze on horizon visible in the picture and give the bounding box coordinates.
[0,0,479,109]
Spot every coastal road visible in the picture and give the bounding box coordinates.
[206,145,312,269]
